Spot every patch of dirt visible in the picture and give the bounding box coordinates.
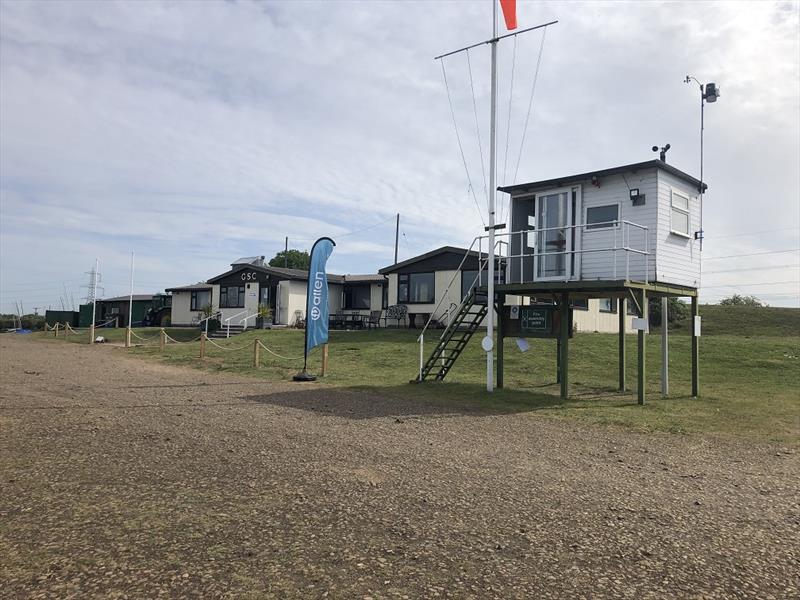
[1,335,798,599]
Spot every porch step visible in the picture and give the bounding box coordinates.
[207,324,246,339]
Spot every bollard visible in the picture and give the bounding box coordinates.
[125,327,132,348]
[54,323,59,338]
[199,332,206,359]
[89,325,95,345]
[321,343,329,377]
[159,328,166,351]
[253,339,260,368]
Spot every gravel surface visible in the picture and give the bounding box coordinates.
[1,335,798,599]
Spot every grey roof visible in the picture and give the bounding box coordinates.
[497,159,707,195]
[207,263,344,284]
[100,294,154,302]
[341,274,387,283]
[379,246,484,274]
[165,283,212,292]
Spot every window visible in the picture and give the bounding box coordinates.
[571,298,588,311]
[461,269,488,298]
[599,297,616,313]
[191,289,212,311]
[586,204,619,230]
[398,272,435,304]
[219,285,244,308]
[671,190,691,236]
[344,284,371,310]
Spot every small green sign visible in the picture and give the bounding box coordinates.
[521,306,551,332]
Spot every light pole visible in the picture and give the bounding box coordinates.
[684,76,720,250]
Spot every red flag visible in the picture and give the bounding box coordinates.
[499,0,517,30]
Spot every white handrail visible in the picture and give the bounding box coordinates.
[224,309,250,338]
[198,311,222,334]
[239,312,258,329]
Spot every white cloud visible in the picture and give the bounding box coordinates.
[1,0,798,311]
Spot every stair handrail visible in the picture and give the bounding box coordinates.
[416,238,503,381]
[238,312,258,330]
[224,308,250,338]
[198,311,222,334]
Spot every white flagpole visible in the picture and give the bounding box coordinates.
[486,1,498,393]
[126,251,135,347]
[89,257,99,344]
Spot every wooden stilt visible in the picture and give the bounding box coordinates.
[661,297,669,397]
[637,289,647,405]
[321,344,329,376]
[618,297,626,391]
[200,333,206,359]
[496,296,504,389]
[691,296,699,398]
[559,292,569,399]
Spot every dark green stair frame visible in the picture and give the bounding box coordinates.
[415,290,488,382]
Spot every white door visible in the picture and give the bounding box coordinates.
[535,189,573,281]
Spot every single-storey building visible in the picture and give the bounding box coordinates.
[167,257,387,328]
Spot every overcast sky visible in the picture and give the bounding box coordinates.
[1,0,798,313]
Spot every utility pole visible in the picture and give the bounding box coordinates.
[284,236,289,268]
[126,252,135,347]
[394,213,400,265]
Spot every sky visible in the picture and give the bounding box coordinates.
[1,0,798,313]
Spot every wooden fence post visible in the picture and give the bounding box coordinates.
[200,333,206,359]
[54,323,59,338]
[253,339,260,368]
[321,343,329,376]
[159,328,166,351]
[125,327,132,348]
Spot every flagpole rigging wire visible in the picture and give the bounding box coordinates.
[440,59,487,227]
[500,34,518,225]
[465,49,488,208]
[513,28,548,184]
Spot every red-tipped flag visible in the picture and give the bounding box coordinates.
[500,0,517,30]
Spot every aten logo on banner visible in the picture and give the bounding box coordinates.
[311,273,325,320]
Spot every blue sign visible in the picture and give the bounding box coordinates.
[304,237,336,358]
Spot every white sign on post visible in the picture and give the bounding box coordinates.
[510,305,520,320]
[632,317,649,332]
[694,315,702,336]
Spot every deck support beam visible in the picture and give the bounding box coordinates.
[618,297,626,392]
[637,289,647,405]
[661,297,669,397]
[691,295,699,398]
[559,292,570,399]
[496,296,505,389]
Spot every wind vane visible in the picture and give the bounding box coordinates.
[435,1,557,392]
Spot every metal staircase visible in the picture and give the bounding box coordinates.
[415,290,488,382]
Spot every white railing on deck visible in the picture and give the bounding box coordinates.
[223,309,250,338]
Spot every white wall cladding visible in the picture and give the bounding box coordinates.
[578,169,658,282]
[655,170,702,288]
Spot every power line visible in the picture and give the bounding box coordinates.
[703,263,799,275]
[709,226,799,240]
[703,248,800,260]
[703,280,799,289]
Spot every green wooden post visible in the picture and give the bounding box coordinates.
[618,297,626,392]
[637,289,647,405]
[560,292,569,399]
[556,338,561,383]
[496,296,504,389]
[691,295,699,398]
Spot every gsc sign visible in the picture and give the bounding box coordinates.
[240,271,260,282]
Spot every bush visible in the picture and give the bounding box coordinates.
[648,298,689,328]
[719,294,767,307]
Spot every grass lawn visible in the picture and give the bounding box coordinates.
[34,307,800,442]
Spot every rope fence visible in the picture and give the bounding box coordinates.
[45,323,309,372]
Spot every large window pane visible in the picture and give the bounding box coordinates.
[220,285,244,308]
[671,208,689,235]
[410,273,435,303]
[586,205,619,230]
[344,285,371,309]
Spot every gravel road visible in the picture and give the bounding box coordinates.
[1,335,797,599]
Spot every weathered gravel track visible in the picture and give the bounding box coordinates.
[0,335,797,599]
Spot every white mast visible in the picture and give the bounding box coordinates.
[486,1,498,392]
[89,258,99,344]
